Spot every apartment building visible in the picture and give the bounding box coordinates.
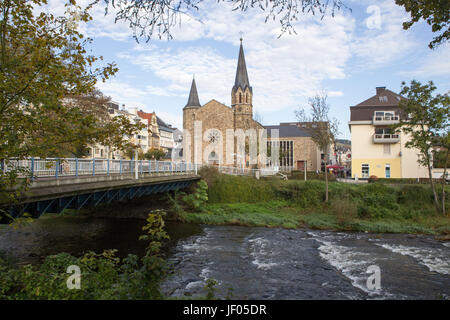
[86,103,149,159]
[349,87,428,179]
[137,110,160,149]
[157,116,175,158]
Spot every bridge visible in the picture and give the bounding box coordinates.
[1,158,200,219]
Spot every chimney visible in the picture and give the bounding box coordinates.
[376,87,386,95]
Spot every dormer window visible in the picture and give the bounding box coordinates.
[379,96,388,103]
[374,111,398,121]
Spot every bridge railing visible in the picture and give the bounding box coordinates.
[1,158,198,179]
[199,165,278,177]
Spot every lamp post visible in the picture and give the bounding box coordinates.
[134,137,141,180]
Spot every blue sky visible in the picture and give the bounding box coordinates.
[47,0,449,139]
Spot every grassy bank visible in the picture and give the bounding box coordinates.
[174,168,450,235]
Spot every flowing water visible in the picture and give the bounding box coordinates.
[0,217,449,299]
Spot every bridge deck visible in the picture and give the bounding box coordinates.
[24,173,200,203]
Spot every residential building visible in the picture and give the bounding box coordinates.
[349,87,428,179]
[118,107,149,157]
[157,116,175,158]
[172,128,184,161]
[137,110,161,149]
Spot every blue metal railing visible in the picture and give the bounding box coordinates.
[1,158,198,179]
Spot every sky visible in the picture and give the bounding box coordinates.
[44,0,450,139]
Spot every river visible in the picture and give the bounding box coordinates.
[0,216,449,299]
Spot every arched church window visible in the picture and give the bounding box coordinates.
[239,93,242,104]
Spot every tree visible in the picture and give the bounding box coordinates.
[62,90,146,158]
[0,0,118,160]
[295,93,339,202]
[432,132,449,215]
[144,148,166,161]
[0,0,142,218]
[395,0,450,49]
[101,0,349,42]
[394,80,449,213]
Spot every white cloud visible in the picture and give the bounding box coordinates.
[399,44,450,77]
[118,2,353,113]
[349,0,417,69]
[329,91,344,97]
[97,80,147,108]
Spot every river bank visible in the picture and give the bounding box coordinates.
[1,215,449,299]
[176,168,450,237]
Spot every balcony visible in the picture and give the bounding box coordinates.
[373,115,400,125]
[373,133,400,144]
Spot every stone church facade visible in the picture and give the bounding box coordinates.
[183,40,324,171]
[183,40,264,166]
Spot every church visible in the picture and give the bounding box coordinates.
[183,40,324,171]
[182,39,264,167]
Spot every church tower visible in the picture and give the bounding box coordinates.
[183,77,201,163]
[232,38,253,129]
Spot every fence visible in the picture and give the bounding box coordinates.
[0,158,198,179]
[0,158,286,180]
[200,165,278,178]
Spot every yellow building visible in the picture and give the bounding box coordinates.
[349,87,428,179]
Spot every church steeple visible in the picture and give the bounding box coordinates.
[232,38,252,94]
[231,38,252,110]
[184,77,201,109]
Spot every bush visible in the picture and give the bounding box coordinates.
[182,180,209,211]
[368,175,378,183]
[329,198,358,225]
[198,165,220,186]
[351,184,400,219]
[289,171,336,181]
[276,180,325,208]
[206,174,276,203]
[0,210,169,300]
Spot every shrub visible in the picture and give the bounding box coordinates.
[182,180,209,211]
[368,175,378,183]
[207,174,276,203]
[0,210,169,300]
[198,165,220,186]
[276,180,325,208]
[351,184,399,219]
[289,171,336,181]
[330,198,358,225]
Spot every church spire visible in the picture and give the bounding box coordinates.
[184,77,201,108]
[233,39,252,93]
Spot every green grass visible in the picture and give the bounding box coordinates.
[178,170,450,235]
[182,201,449,235]
[183,200,300,229]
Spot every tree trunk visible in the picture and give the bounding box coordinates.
[426,155,440,211]
[442,149,448,215]
[325,154,329,202]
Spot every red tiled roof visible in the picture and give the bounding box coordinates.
[137,110,155,125]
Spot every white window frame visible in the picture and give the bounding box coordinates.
[362,164,369,178]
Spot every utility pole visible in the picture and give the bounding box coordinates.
[135,148,138,180]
